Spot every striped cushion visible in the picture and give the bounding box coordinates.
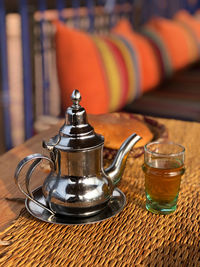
[103,37,129,108]
[112,19,162,93]
[141,25,173,78]
[53,20,140,114]
[142,17,199,76]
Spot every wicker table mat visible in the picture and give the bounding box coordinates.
[0,118,200,266]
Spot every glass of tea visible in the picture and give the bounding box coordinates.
[142,141,185,215]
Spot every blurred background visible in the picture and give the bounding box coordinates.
[0,0,200,155]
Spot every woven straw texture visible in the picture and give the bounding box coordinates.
[0,118,200,266]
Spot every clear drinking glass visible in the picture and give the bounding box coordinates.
[142,141,185,215]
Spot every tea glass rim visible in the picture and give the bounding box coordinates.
[144,141,185,157]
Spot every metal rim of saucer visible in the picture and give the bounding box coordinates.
[25,187,126,225]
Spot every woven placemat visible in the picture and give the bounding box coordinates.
[0,119,200,266]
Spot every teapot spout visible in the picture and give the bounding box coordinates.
[104,133,142,186]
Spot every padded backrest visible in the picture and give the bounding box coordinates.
[0,0,200,151]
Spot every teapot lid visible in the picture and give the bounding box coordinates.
[45,90,104,151]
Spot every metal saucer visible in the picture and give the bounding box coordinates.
[25,187,126,225]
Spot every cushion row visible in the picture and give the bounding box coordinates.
[54,20,142,114]
[54,10,200,115]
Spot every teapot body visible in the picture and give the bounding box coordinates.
[42,146,113,217]
[14,90,141,218]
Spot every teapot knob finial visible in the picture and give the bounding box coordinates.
[71,89,81,108]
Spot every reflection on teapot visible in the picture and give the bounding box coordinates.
[15,90,141,217]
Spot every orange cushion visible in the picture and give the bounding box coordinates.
[53,20,140,114]
[54,21,109,114]
[174,10,200,43]
[112,19,161,93]
[144,17,199,72]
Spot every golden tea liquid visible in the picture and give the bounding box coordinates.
[143,159,185,214]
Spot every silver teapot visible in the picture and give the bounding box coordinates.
[15,90,141,217]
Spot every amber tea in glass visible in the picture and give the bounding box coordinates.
[142,141,185,215]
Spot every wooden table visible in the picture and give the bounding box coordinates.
[0,117,199,230]
[0,117,200,266]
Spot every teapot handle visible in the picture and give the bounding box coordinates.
[14,153,55,215]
